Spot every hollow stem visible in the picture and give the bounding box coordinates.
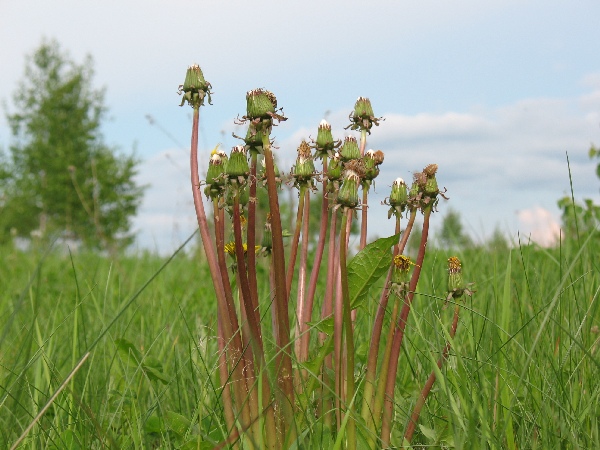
[246,153,261,327]
[294,188,311,364]
[286,185,307,297]
[380,206,432,447]
[190,107,253,442]
[360,214,401,442]
[359,187,369,250]
[339,208,356,450]
[261,133,296,441]
[302,157,329,362]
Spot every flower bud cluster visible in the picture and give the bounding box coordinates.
[409,163,448,212]
[362,149,385,189]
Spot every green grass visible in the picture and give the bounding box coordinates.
[1,234,599,449]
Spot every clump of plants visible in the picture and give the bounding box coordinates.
[179,64,474,449]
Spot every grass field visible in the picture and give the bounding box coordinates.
[1,232,599,449]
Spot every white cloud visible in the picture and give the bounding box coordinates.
[516,206,561,247]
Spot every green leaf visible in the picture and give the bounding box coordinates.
[165,411,192,436]
[307,316,334,335]
[303,336,334,377]
[419,424,437,442]
[347,233,399,309]
[145,415,165,434]
[115,338,143,366]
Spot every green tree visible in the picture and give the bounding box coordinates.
[0,40,144,249]
[557,145,600,240]
[438,208,473,249]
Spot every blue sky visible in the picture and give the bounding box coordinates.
[1,1,600,252]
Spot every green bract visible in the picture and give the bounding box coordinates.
[179,64,212,108]
[246,88,276,120]
[340,136,360,162]
[226,146,250,180]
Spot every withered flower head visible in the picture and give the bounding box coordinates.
[339,136,360,162]
[446,256,475,302]
[345,96,383,134]
[292,140,316,186]
[336,159,365,209]
[179,64,213,108]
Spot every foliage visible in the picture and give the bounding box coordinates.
[438,207,473,249]
[0,40,144,250]
[1,234,598,448]
[558,145,600,239]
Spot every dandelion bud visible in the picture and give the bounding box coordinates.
[179,64,212,108]
[205,146,228,199]
[327,152,343,181]
[225,145,249,180]
[292,140,316,186]
[362,149,383,182]
[354,96,374,120]
[337,160,364,209]
[246,88,276,120]
[244,122,268,155]
[339,136,360,162]
[346,96,382,133]
[314,119,339,156]
[389,178,408,207]
[261,213,273,254]
[423,164,439,196]
[445,256,475,302]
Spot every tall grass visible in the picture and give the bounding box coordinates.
[1,232,598,448]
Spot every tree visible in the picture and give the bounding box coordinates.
[557,145,600,240]
[0,40,144,249]
[438,208,473,249]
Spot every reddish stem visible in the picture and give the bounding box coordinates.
[380,207,432,447]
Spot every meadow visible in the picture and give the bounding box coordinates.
[1,231,598,449]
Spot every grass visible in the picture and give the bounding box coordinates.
[1,232,599,449]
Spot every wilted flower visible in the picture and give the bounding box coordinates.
[384,177,408,218]
[179,64,212,108]
[337,159,365,209]
[345,97,383,134]
[339,136,360,162]
[313,120,341,157]
[291,140,316,187]
[204,145,228,199]
[445,256,475,303]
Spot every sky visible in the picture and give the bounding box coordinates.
[1,1,600,253]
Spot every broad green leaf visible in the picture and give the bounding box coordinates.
[303,336,334,377]
[145,415,165,434]
[307,316,334,335]
[115,338,143,366]
[419,424,437,442]
[348,233,399,309]
[165,411,192,436]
